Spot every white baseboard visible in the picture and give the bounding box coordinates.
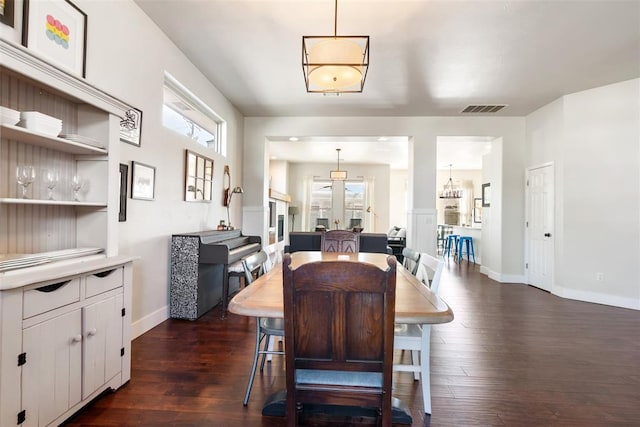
[553,286,640,310]
[131,305,169,339]
[480,266,526,284]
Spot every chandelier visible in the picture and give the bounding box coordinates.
[330,148,347,180]
[302,0,370,94]
[440,164,462,199]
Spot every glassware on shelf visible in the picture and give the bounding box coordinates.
[16,165,36,199]
[44,170,59,200]
[71,174,83,201]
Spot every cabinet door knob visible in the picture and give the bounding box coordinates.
[71,334,82,343]
[87,328,97,336]
[544,233,552,237]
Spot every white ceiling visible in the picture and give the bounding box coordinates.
[135,0,639,168]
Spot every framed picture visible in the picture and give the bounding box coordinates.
[22,0,87,77]
[1,0,15,27]
[131,161,155,201]
[184,150,214,202]
[473,198,482,223]
[120,108,143,147]
[1,0,24,44]
[482,183,491,207]
[119,163,128,221]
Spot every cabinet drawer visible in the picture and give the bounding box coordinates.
[85,267,123,297]
[23,279,81,319]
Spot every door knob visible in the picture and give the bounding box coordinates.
[544,233,551,237]
[87,328,97,336]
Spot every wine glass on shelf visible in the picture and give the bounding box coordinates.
[43,170,59,200]
[71,174,83,201]
[16,165,36,199]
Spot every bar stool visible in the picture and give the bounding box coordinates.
[457,236,476,263]
[443,234,459,258]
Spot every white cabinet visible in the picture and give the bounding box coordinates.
[82,292,124,400]
[22,308,83,427]
[0,40,135,426]
[0,259,133,427]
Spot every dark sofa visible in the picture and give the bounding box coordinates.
[285,232,391,255]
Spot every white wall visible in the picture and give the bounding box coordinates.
[389,169,408,229]
[269,159,288,194]
[525,78,640,309]
[78,0,245,336]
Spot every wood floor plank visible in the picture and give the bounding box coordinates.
[62,263,640,426]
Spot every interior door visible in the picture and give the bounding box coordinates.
[526,164,554,292]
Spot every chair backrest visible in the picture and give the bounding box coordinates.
[316,218,329,229]
[282,254,396,425]
[348,218,362,230]
[418,253,444,294]
[242,250,269,285]
[263,245,282,272]
[321,230,360,253]
[402,247,421,275]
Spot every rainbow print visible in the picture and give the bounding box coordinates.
[45,14,70,49]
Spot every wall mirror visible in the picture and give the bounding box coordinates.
[184,150,214,201]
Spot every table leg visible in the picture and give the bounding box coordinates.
[421,324,432,414]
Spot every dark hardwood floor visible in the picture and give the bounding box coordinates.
[64,261,640,426]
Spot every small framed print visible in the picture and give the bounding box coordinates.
[1,0,16,27]
[131,161,155,201]
[120,107,143,147]
[119,163,128,221]
[482,183,491,207]
[1,0,24,44]
[22,0,87,77]
[473,198,482,224]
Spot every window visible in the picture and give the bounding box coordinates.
[309,180,332,230]
[162,72,226,155]
[344,181,366,228]
[307,179,370,231]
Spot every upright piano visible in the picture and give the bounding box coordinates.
[170,229,261,320]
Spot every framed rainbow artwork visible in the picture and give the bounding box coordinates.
[22,0,86,77]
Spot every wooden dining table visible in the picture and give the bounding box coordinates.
[228,251,454,422]
[229,251,453,324]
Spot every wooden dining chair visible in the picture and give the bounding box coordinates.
[282,254,397,426]
[241,250,285,406]
[401,247,422,275]
[393,253,444,414]
[320,229,360,253]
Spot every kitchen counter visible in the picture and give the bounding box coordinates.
[452,226,482,263]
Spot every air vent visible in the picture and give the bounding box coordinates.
[462,105,507,113]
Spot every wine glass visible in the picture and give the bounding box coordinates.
[44,170,59,200]
[16,165,36,199]
[71,174,83,201]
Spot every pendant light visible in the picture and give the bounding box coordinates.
[440,164,462,199]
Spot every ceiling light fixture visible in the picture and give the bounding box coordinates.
[440,164,462,199]
[330,148,347,181]
[302,0,370,94]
